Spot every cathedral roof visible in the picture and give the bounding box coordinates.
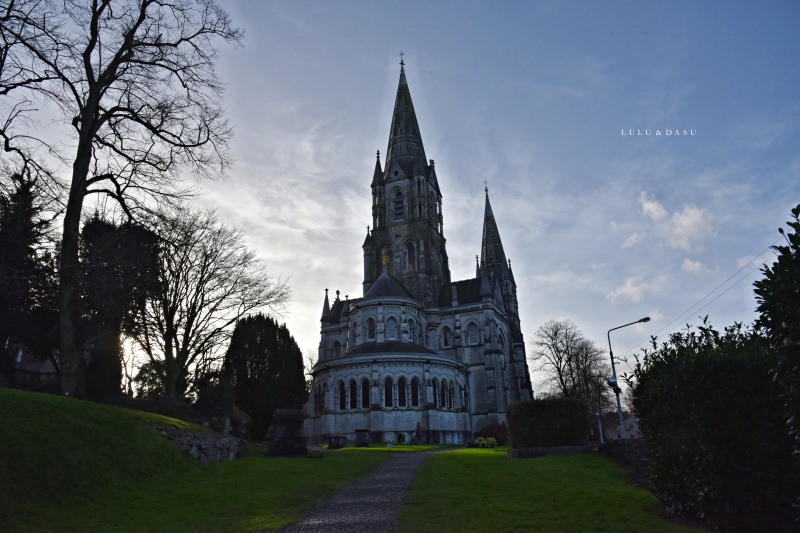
[363,270,416,300]
[438,278,482,307]
[385,61,428,179]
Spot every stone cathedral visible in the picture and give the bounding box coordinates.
[304,63,532,445]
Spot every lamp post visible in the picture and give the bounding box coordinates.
[607,316,650,440]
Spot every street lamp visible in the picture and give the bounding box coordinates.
[607,316,650,440]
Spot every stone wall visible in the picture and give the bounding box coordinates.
[157,427,245,463]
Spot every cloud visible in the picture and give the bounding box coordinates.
[623,232,643,248]
[638,192,716,251]
[665,205,715,251]
[682,258,709,273]
[607,277,649,303]
[640,192,668,221]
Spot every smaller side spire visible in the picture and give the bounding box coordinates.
[371,150,383,186]
[321,288,331,320]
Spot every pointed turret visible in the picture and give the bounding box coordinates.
[385,60,428,177]
[320,288,331,321]
[371,150,383,186]
[480,187,509,278]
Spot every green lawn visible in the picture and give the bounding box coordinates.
[397,448,705,532]
[1,388,705,532]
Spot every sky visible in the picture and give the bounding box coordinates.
[194,0,799,390]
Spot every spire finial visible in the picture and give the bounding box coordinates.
[484,181,489,199]
[399,51,405,71]
[376,149,380,160]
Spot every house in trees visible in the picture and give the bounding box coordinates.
[304,62,533,445]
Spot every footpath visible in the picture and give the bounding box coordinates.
[279,451,432,533]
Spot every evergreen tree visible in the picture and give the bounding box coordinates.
[754,203,800,454]
[80,216,160,399]
[0,173,58,375]
[223,314,306,440]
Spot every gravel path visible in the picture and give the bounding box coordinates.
[279,451,432,533]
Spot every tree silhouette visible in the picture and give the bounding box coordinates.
[754,203,800,454]
[0,171,57,375]
[79,216,159,399]
[1,0,241,396]
[129,207,289,400]
[223,314,306,441]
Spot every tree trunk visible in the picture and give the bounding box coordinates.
[58,134,93,397]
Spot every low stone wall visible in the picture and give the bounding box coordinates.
[506,444,591,459]
[157,427,245,463]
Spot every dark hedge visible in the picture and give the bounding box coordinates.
[631,321,798,531]
[507,397,590,447]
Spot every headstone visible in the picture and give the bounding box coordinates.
[266,409,307,456]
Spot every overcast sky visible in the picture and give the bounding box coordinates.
[196,0,799,390]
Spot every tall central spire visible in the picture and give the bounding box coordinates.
[385,61,428,176]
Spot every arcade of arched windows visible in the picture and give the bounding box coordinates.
[430,378,459,410]
[313,374,461,413]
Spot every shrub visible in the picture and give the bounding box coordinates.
[472,436,497,449]
[507,397,589,447]
[478,423,508,446]
[630,320,798,531]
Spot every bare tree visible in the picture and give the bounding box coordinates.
[530,319,612,412]
[0,0,242,396]
[530,319,582,396]
[129,207,289,400]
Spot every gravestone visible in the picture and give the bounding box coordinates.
[266,409,307,456]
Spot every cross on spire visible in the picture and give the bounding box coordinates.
[399,51,405,71]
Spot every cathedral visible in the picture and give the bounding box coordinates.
[304,62,533,445]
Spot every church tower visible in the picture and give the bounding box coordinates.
[363,61,451,306]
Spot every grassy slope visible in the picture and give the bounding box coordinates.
[398,448,705,533]
[0,388,196,513]
[0,388,389,532]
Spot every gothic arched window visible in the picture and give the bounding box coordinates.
[442,326,452,347]
[449,381,455,409]
[366,318,376,340]
[384,378,394,407]
[431,378,439,408]
[467,323,479,345]
[387,317,397,340]
[349,380,357,410]
[411,377,420,407]
[440,380,447,409]
[338,381,346,411]
[405,241,415,272]
[408,319,416,341]
[398,377,407,407]
[381,247,394,275]
[332,341,341,357]
[392,190,404,220]
[361,378,370,408]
